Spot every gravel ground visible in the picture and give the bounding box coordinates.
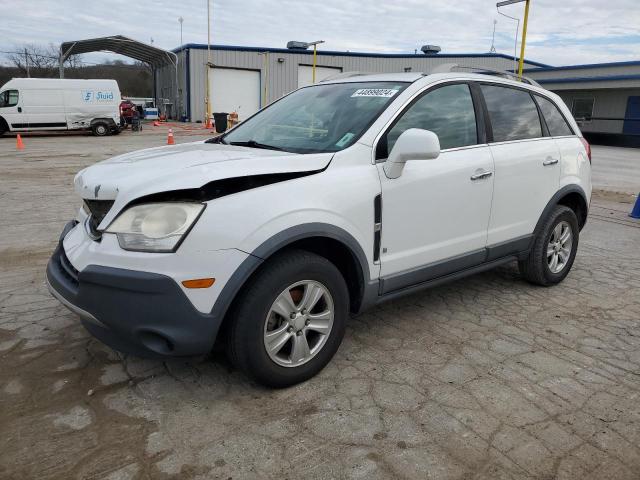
[1,128,640,480]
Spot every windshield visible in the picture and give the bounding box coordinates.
[221,82,408,154]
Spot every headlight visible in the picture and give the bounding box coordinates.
[105,202,205,252]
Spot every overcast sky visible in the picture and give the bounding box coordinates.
[2,0,639,66]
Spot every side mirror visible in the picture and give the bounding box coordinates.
[383,128,441,179]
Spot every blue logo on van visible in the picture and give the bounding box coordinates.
[81,90,114,102]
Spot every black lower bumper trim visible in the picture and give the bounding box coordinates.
[46,222,222,357]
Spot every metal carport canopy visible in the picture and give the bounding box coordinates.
[59,35,177,70]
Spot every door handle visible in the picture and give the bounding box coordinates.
[470,171,493,181]
[543,157,559,166]
[17,107,22,113]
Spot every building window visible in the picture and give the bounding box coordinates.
[572,98,594,122]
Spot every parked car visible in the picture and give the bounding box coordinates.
[0,78,121,136]
[47,72,592,387]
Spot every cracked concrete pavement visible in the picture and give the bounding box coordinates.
[1,129,640,479]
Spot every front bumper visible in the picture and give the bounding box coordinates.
[46,221,223,357]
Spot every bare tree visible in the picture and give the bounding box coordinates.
[8,43,81,77]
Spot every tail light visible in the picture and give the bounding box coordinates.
[580,137,591,164]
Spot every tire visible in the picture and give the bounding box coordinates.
[226,250,349,388]
[92,122,110,136]
[519,205,579,286]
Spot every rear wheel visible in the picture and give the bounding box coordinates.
[92,121,110,136]
[519,205,579,286]
[226,250,349,388]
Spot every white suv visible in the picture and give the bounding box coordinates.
[47,72,592,387]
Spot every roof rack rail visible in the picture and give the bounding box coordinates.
[430,63,541,87]
[319,71,371,82]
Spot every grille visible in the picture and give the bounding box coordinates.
[84,199,114,238]
[58,247,79,287]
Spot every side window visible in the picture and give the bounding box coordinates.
[480,84,542,142]
[572,98,594,122]
[382,84,478,156]
[535,95,574,137]
[0,90,19,108]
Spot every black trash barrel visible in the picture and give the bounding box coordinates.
[213,112,229,133]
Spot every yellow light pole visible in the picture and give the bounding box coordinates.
[497,0,532,81]
[307,40,325,83]
[518,0,531,80]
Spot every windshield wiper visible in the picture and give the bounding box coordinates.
[229,140,285,151]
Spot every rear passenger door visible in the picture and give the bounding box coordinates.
[481,83,561,248]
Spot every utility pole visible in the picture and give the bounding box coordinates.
[490,20,497,53]
[205,0,212,125]
[24,48,30,77]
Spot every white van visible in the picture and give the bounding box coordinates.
[0,78,122,136]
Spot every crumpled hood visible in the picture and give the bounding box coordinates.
[74,141,333,226]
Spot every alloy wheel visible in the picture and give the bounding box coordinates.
[263,280,334,367]
[547,220,573,274]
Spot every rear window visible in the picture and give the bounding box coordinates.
[535,95,574,137]
[481,85,542,142]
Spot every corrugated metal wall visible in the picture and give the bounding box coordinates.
[156,47,543,122]
[557,88,640,134]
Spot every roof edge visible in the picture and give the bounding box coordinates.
[524,60,640,73]
[172,43,550,67]
[537,73,640,85]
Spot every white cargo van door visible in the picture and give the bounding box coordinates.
[0,89,25,131]
[209,68,261,122]
[23,89,67,130]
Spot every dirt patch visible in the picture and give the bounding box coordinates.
[592,189,637,204]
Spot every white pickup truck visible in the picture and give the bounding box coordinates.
[0,78,121,136]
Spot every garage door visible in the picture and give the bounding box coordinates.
[209,68,261,121]
[297,65,342,88]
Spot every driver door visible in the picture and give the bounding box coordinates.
[0,89,24,131]
[376,83,495,293]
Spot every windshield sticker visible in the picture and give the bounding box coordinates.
[351,88,399,98]
[335,132,355,148]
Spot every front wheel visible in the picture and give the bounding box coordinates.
[226,250,349,388]
[519,205,579,286]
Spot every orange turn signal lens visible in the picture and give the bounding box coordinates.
[182,278,215,289]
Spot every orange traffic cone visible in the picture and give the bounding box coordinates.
[16,134,24,150]
[205,117,212,129]
[167,128,175,145]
